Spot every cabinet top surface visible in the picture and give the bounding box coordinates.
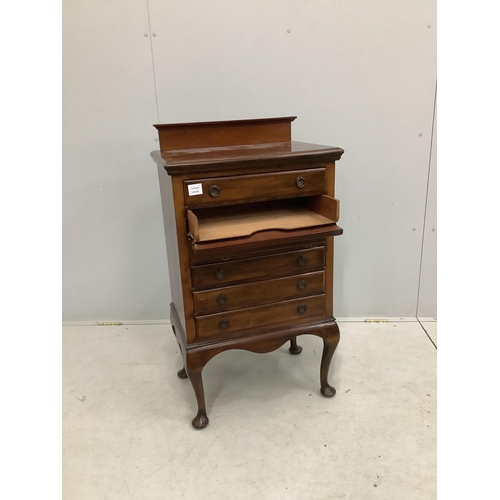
[151,141,344,174]
[151,117,343,174]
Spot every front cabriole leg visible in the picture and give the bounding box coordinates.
[185,352,209,429]
[320,322,340,397]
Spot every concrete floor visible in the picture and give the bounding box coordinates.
[63,320,436,499]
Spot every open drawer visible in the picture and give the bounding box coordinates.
[187,195,342,255]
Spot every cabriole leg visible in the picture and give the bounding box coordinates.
[320,324,340,397]
[186,359,209,429]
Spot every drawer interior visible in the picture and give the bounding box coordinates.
[187,195,339,243]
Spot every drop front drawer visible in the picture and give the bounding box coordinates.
[191,246,325,290]
[193,270,325,314]
[195,294,327,339]
[183,168,326,207]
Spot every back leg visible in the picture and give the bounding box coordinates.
[289,336,303,355]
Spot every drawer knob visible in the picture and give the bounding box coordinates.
[297,304,307,315]
[220,252,231,261]
[296,176,306,188]
[215,269,225,280]
[216,293,227,305]
[219,318,230,330]
[297,280,307,291]
[297,256,307,267]
[209,185,221,197]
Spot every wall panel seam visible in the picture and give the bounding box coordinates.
[146,0,160,122]
[416,79,437,316]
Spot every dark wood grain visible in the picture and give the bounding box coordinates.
[325,162,336,316]
[153,117,343,428]
[189,238,327,265]
[191,247,325,290]
[150,141,344,175]
[170,174,198,343]
[195,294,326,340]
[320,322,340,397]
[176,317,341,427]
[170,303,188,379]
[183,168,326,208]
[193,271,325,314]
[185,350,209,429]
[190,318,337,353]
[190,225,342,259]
[154,164,187,338]
[154,116,295,151]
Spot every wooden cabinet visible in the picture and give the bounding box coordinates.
[151,116,344,429]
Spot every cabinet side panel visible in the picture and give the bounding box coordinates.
[171,176,198,343]
[157,166,186,336]
[325,162,336,316]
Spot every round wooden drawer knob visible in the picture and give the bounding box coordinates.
[209,185,221,197]
[296,176,306,188]
[297,304,307,315]
[297,256,307,266]
[219,319,230,330]
[215,269,225,280]
[297,280,307,291]
[217,293,227,305]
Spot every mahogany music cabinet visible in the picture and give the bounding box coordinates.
[151,117,344,429]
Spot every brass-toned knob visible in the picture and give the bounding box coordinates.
[297,256,307,266]
[219,318,229,330]
[217,293,227,305]
[296,176,306,188]
[215,269,225,280]
[297,280,307,291]
[209,185,220,197]
[297,304,307,315]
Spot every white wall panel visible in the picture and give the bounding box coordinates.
[148,0,437,317]
[417,95,437,318]
[62,0,170,320]
[62,1,436,320]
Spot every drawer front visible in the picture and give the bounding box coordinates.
[196,294,327,339]
[190,238,327,265]
[193,271,325,314]
[183,168,326,207]
[191,247,325,290]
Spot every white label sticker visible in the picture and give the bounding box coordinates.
[187,183,203,196]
